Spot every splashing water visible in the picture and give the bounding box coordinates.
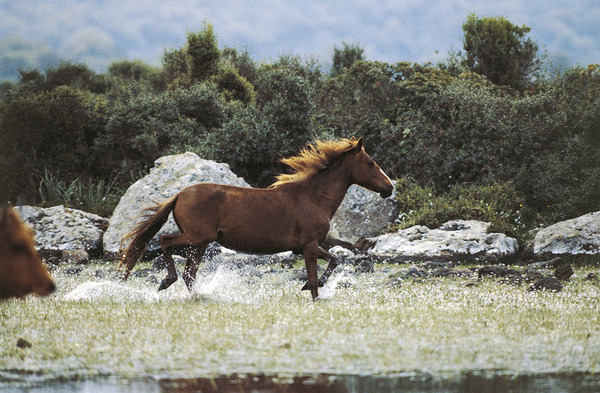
[64,281,159,302]
[192,265,257,303]
[319,267,357,300]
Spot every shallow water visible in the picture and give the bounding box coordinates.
[1,260,599,391]
[4,372,600,392]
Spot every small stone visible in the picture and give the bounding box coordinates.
[16,338,32,349]
[524,267,544,282]
[61,249,89,264]
[528,277,563,292]
[555,265,574,281]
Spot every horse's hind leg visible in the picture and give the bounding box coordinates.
[158,248,178,291]
[157,234,181,291]
[182,244,207,291]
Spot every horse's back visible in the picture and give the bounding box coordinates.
[171,182,329,254]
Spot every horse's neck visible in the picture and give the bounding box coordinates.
[305,163,352,219]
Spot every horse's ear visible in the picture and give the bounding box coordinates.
[354,137,364,151]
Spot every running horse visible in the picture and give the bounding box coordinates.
[0,205,56,300]
[119,137,394,300]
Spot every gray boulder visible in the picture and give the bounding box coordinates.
[15,205,108,255]
[533,211,600,255]
[367,220,518,261]
[329,185,399,244]
[103,152,250,256]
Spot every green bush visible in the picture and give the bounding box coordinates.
[201,65,322,186]
[393,178,535,243]
[93,83,229,182]
[0,85,105,202]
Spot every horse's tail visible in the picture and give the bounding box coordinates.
[118,196,178,280]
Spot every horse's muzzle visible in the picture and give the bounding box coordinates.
[379,185,394,198]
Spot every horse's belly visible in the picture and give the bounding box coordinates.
[217,234,296,255]
[216,221,325,255]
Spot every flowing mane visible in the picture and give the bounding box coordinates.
[270,138,359,187]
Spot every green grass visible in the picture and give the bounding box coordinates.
[37,170,124,217]
[1,261,599,384]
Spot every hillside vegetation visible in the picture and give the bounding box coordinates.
[1,16,599,235]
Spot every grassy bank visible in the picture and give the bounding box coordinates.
[1,261,599,386]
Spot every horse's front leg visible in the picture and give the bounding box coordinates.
[317,247,339,287]
[302,241,320,301]
[302,247,339,291]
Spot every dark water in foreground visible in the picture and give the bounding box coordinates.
[2,372,599,393]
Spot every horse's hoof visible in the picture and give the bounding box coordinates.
[302,279,325,291]
[158,277,176,291]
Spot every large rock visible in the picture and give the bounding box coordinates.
[15,205,108,255]
[367,220,518,261]
[533,211,600,255]
[329,185,399,244]
[103,152,250,256]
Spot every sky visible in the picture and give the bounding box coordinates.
[1,0,599,80]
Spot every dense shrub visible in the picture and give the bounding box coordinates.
[0,86,105,202]
[93,83,230,182]
[201,64,323,186]
[393,178,535,243]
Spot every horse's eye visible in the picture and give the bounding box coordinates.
[368,161,375,167]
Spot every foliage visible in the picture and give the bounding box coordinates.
[0,85,105,202]
[222,47,259,84]
[108,60,159,82]
[210,64,256,104]
[331,41,364,76]
[0,14,599,226]
[186,23,220,83]
[202,63,321,186]
[462,14,541,89]
[393,178,535,243]
[37,169,123,217]
[93,83,229,181]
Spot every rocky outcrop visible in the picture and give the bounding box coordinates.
[103,152,250,256]
[367,220,518,261]
[329,185,398,244]
[15,205,108,255]
[533,211,600,255]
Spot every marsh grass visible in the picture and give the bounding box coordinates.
[37,170,124,217]
[1,262,599,385]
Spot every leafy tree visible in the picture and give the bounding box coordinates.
[18,69,45,86]
[108,60,157,81]
[93,83,229,180]
[202,64,320,186]
[186,23,220,83]
[211,65,255,104]
[45,61,111,93]
[0,86,104,202]
[332,41,365,76]
[462,14,541,89]
[222,47,259,84]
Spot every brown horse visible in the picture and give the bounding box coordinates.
[0,205,56,300]
[119,137,394,300]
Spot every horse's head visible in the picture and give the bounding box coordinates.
[0,205,55,300]
[347,137,394,198]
